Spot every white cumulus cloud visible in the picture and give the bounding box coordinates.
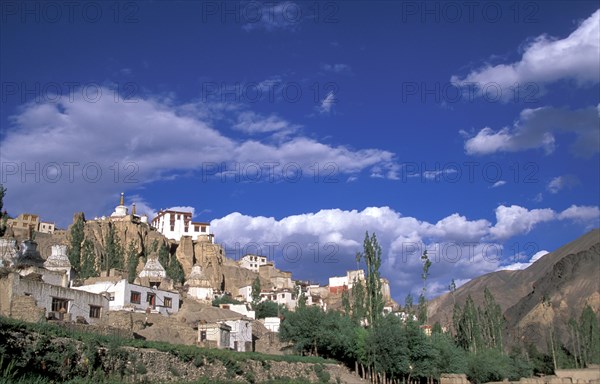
[451,9,600,94]
[0,88,397,224]
[462,106,600,157]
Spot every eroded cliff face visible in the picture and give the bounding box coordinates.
[32,213,290,296]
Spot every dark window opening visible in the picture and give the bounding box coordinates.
[51,298,69,313]
[89,305,101,319]
[131,291,141,304]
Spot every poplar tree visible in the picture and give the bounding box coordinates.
[351,278,367,324]
[579,305,600,366]
[251,276,262,306]
[356,231,383,327]
[418,250,432,324]
[79,239,98,279]
[68,215,85,268]
[104,223,124,271]
[127,241,139,283]
[167,255,185,285]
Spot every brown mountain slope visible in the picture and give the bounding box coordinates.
[504,241,600,347]
[428,229,600,348]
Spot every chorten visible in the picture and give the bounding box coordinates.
[186,264,213,302]
[44,244,72,274]
[111,192,128,218]
[14,237,45,268]
[139,257,167,279]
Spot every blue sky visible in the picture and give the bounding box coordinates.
[1,1,599,303]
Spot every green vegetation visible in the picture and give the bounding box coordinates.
[79,239,98,279]
[279,232,600,384]
[104,223,124,271]
[156,242,184,284]
[127,241,139,283]
[255,300,286,319]
[68,214,85,268]
[0,316,332,384]
[166,254,185,285]
[251,276,262,306]
[211,295,242,307]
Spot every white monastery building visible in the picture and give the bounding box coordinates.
[152,210,213,242]
[238,254,268,272]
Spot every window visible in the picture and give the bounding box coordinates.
[130,291,141,304]
[164,297,172,308]
[201,226,206,233]
[200,331,207,341]
[194,225,199,232]
[89,305,101,319]
[147,293,156,306]
[170,224,175,231]
[51,298,69,312]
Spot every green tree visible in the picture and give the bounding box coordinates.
[280,305,325,356]
[79,239,97,279]
[167,255,185,285]
[418,250,432,324]
[361,316,411,378]
[104,223,124,271]
[405,317,437,381]
[126,241,139,283]
[467,348,514,384]
[68,215,85,268]
[579,305,600,366]
[455,294,482,353]
[351,277,367,324]
[431,332,467,376]
[342,284,351,315]
[417,293,428,324]
[356,231,383,327]
[255,301,284,319]
[479,287,504,350]
[280,305,356,362]
[508,345,534,379]
[405,293,414,315]
[251,277,261,306]
[158,243,169,269]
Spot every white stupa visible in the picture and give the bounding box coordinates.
[186,264,213,302]
[139,257,167,279]
[111,192,128,218]
[44,245,72,273]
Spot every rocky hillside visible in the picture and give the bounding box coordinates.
[428,229,600,349]
[30,213,281,296]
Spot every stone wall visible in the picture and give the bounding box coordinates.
[441,374,469,384]
[9,295,45,322]
[485,368,600,384]
[556,369,600,382]
[1,272,108,324]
